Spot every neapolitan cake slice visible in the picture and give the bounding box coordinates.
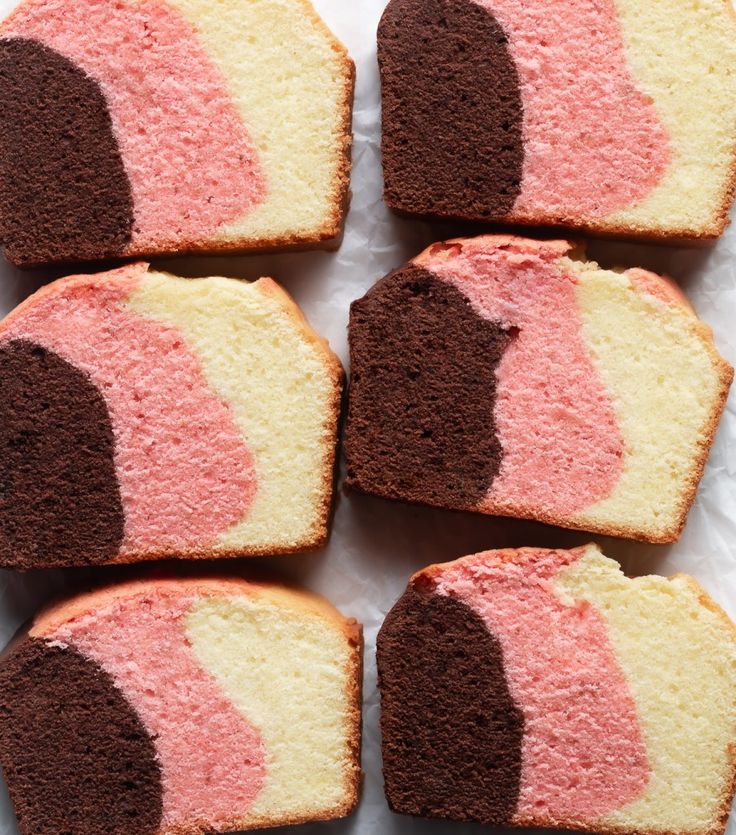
[345,236,732,543]
[0,578,362,835]
[0,263,342,568]
[0,0,354,266]
[378,545,736,835]
[378,0,736,241]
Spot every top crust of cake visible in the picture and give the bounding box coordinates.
[29,577,361,645]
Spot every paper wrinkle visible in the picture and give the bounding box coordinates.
[0,1,735,833]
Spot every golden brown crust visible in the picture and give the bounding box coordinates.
[253,275,346,551]
[506,810,736,835]
[279,0,355,248]
[0,262,146,332]
[0,263,344,566]
[674,573,736,835]
[450,192,736,245]
[30,577,363,834]
[406,235,734,545]
[414,545,588,587]
[336,613,364,822]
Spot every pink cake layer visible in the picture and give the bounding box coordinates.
[433,547,649,820]
[417,238,624,516]
[37,584,266,827]
[627,268,692,308]
[3,0,266,245]
[1,264,256,553]
[474,0,669,216]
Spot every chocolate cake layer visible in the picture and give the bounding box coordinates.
[346,265,511,507]
[0,38,133,266]
[377,584,523,823]
[378,0,523,218]
[0,637,162,835]
[0,339,124,568]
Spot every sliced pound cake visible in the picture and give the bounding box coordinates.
[0,578,362,835]
[378,545,736,835]
[0,0,354,266]
[0,263,342,568]
[378,0,736,241]
[345,236,733,543]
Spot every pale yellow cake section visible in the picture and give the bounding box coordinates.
[569,258,730,541]
[605,0,736,236]
[168,0,352,245]
[125,269,341,552]
[556,546,736,834]
[186,588,359,826]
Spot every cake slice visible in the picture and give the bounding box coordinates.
[0,262,342,568]
[0,577,362,835]
[345,235,732,543]
[0,0,354,266]
[378,0,736,241]
[378,545,736,834]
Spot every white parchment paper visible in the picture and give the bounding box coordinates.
[0,1,735,832]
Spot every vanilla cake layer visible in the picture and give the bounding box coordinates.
[378,0,736,241]
[345,235,732,543]
[0,0,354,266]
[0,578,362,834]
[378,545,736,834]
[0,263,343,568]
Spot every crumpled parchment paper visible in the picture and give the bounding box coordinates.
[0,1,735,832]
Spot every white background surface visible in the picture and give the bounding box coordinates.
[1,1,736,833]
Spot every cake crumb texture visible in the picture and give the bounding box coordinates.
[346,236,732,543]
[378,0,736,240]
[0,0,354,265]
[0,264,342,568]
[0,578,362,834]
[378,545,736,834]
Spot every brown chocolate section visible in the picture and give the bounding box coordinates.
[0,340,124,568]
[0,636,162,835]
[0,38,133,266]
[377,583,524,823]
[345,265,512,508]
[378,0,524,220]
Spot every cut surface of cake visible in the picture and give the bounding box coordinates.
[0,577,362,835]
[0,0,354,266]
[378,0,736,241]
[0,263,342,568]
[345,235,732,543]
[377,545,736,835]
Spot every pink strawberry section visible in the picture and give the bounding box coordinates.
[432,548,649,820]
[474,0,669,217]
[417,238,624,516]
[1,264,256,553]
[38,586,266,827]
[627,268,692,309]
[3,0,265,246]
